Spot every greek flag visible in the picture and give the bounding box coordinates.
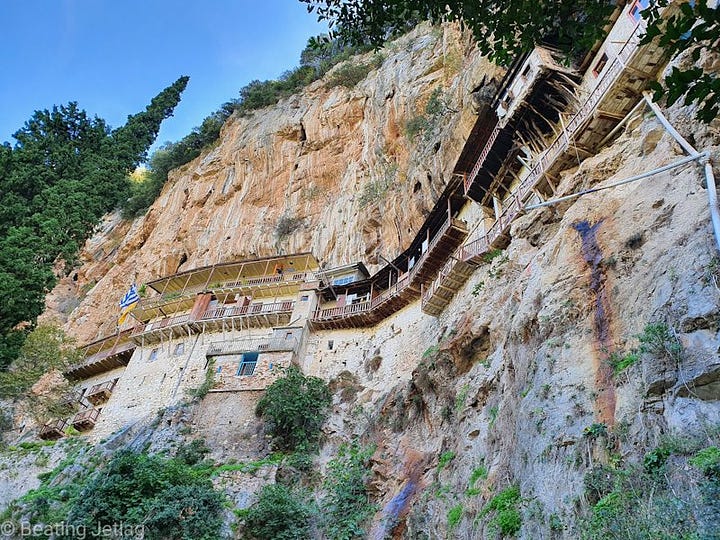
[118,284,140,324]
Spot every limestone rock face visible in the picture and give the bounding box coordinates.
[42,24,502,343]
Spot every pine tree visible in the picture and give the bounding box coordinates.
[0,77,189,369]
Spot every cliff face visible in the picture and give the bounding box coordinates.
[43,24,502,344]
[27,21,720,540]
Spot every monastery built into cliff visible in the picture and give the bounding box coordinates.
[39,0,688,441]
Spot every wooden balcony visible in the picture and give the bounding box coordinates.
[197,301,296,332]
[65,332,135,381]
[207,336,299,356]
[134,270,316,321]
[422,17,670,318]
[310,216,468,329]
[310,272,417,330]
[86,379,117,406]
[71,408,101,431]
[132,301,296,344]
[408,218,469,287]
[39,419,67,440]
[421,250,476,316]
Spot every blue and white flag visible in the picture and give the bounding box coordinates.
[118,284,140,324]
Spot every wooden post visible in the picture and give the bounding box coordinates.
[203,265,217,291]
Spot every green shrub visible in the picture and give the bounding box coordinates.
[549,513,564,531]
[358,161,398,208]
[275,215,304,238]
[421,345,439,359]
[638,323,683,363]
[583,423,608,440]
[321,443,376,539]
[488,406,499,429]
[483,248,505,263]
[643,446,671,476]
[580,458,705,539]
[690,446,720,479]
[609,351,640,374]
[480,485,522,537]
[583,466,617,505]
[175,439,211,466]
[404,87,452,142]
[255,366,331,452]
[447,504,463,530]
[469,465,488,486]
[467,463,488,496]
[471,281,485,296]
[187,360,215,400]
[9,449,225,540]
[241,484,313,540]
[0,324,81,399]
[404,115,430,139]
[437,451,455,471]
[326,55,383,88]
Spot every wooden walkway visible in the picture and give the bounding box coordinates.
[422,18,666,315]
[310,217,468,329]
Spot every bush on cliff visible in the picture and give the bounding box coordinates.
[255,366,331,452]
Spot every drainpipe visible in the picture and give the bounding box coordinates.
[524,153,708,211]
[643,92,720,253]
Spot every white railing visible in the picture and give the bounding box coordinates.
[465,125,502,194]
[200,301,295,321]
[207,336,299,356]
[139,272,317,310]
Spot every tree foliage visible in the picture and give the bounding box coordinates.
[255,366,331,452]
[643,0,720,123]
[321,443,377,539]
[299,0,719,122]
[0,324,81,399]
[9,449,224,540]
[299,0,615,65]
[240,484,314,540]
[0,78,187,368]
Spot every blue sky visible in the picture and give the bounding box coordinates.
[0,0,327,149]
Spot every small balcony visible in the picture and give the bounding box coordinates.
[86,379,117,406]
[198,301,296,331]
[39,419,67,440]
[207,336,299,357]
[71,408,101,431]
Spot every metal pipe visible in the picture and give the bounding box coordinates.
[524,153,708,211]
[642,91,720,253]
[704,160,720,253]
[643,92,699,156]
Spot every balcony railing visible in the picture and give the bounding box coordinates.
[139,272,317,311]
[313,300,372,320]
[199,301,295,321]
[86,380,117,405]
[207,336,299,356]
[71,408,101,430]
[132,313,191,336]
[39,418,67,440]
[312,216,465,322]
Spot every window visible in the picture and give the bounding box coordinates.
[332,275,354,286]
[174,342,185,356]
[285,332,293,339]
[592,53,608,77]
[328,340,334,350]
[236,352,259,376]
[300,295,309,302]
[629,0,650,21]
[148,349,158,362]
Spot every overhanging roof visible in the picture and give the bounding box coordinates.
[146,252,319,294]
